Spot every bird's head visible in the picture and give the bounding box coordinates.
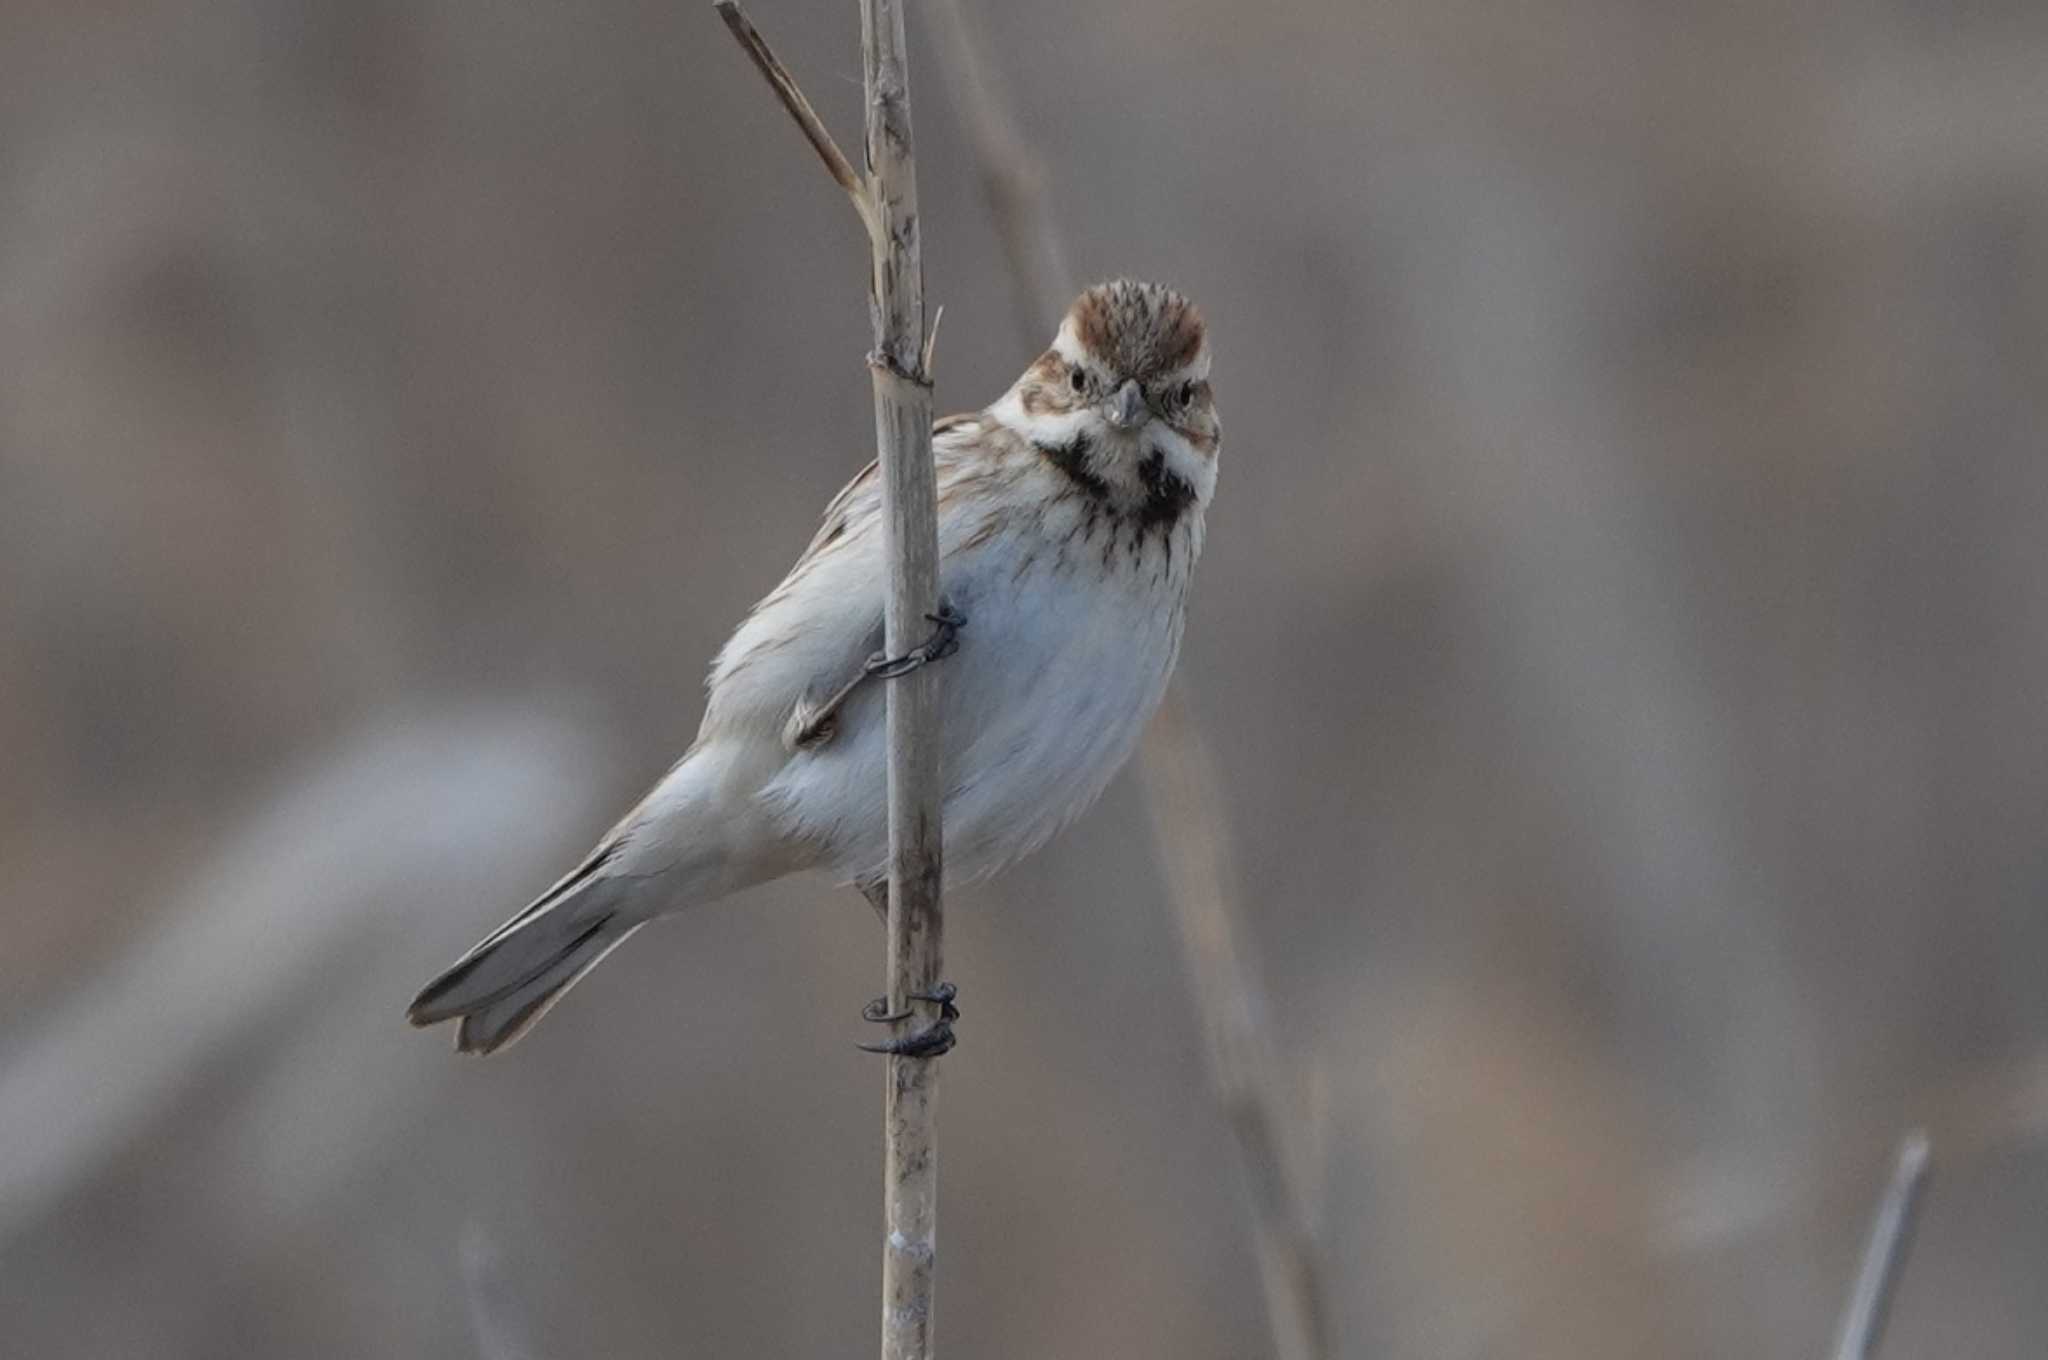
[993,279,1219,506]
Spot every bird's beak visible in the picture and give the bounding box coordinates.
[1104,379,1148,432]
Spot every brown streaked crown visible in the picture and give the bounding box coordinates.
[1068,279,1206,382]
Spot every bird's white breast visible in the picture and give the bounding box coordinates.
[756,475,1201,888]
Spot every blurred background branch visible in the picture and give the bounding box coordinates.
[929,0,1072,355]
[931,4,1329,1354]
[1829,1131,1931,1360]
[461,1221,541,1360]
[1140,690,1332,1360]
[0,708,615,1246]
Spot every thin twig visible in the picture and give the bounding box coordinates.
[856,3,948,1355]
[929,7,1330,1357]
[712,5,949,1358]
[712,1,877,239]
[920,303,945,381]
[1828,1130,1932,1360]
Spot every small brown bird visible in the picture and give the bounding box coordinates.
[409,280,1220,1053]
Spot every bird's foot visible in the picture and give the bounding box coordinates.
[858,981,960,1058]
[864,602,966,680]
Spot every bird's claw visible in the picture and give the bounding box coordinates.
[860,981,960,1024]
[858,1022,957,1059]
[864,602,966,680]
[858,981,960,1058]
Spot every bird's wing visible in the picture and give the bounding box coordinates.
[701,415,992,751]
[790,413,979,561]
[797,457,879,561]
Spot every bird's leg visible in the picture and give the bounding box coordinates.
[783,601,964,751]
[847,599,965,1056]
[863,599,966,680]
[856,880,960,1057]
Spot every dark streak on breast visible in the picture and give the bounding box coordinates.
[1038,432,1112,501]
[1035,437,1197,546]
[1135,450,1197,533]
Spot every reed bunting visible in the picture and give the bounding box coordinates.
[409,279,1220,1053]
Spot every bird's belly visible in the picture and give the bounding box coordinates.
[764,547,1187,887]
[937,562,1182,878]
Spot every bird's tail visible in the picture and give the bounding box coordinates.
[407,847,644,1055]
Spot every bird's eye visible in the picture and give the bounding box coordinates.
[1069,366,1087,393]
[1177,380,1196,407]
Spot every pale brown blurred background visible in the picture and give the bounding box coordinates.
[3,2,2046,1356]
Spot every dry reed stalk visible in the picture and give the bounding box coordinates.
[714,5,947,1356]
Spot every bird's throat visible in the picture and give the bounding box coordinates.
[1034,431,1196,534]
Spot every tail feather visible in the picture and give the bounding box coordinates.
[408,854,635,1054]
[451,919,643,1055]
[463,842,619,959]
[409,742,787,1054]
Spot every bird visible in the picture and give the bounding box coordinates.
[407,279,1221,1054]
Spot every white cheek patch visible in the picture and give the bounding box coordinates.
[1148,425,1216,497]
[990,390,1095,448]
